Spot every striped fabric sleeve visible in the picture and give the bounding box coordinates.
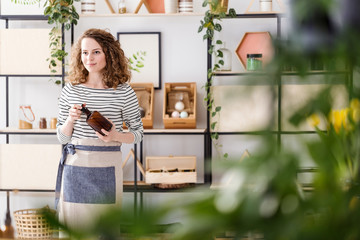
[123,86,144,144]
[56,84,72,144]
[56,126,72,144]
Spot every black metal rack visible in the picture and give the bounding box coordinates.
[205,13,351,183]
[0,14,66,144]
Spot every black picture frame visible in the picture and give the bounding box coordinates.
[117,32,161,90]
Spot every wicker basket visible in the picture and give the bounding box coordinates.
[14,208,55,239]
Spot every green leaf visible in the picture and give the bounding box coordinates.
[198,25,204,33]
[215,106,221,112]
[216,40,222,45]
[202,0,208,7]
[217,50,223,58]
[206,28,214,39]
[208,45,214,55]
[212,112,217,117]
[219,60,224,65]
[219,12,226,18]
[214,23,222,32]
[229,8,237,17]
[211,122,217,130]
[223,153,228,158]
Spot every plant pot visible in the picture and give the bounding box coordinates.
[81,0,96,14]
[164,0,178,13]
[210,0,228,14]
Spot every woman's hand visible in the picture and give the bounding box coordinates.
[96,119,118,142]
[67,104,83,123]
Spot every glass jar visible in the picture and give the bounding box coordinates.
[118,0,126,14]
[216,42,232,71]
[260,0,272,12]
[39,117,47,129]
[247,53,263,71]
[50,118,58,129]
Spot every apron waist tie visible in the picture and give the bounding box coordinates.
[55,143,121,208]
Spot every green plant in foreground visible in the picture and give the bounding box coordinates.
[41,1,360,239]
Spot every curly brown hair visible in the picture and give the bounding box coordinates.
[66,28,131,88]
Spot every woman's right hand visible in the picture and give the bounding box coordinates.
[67,104,83,123]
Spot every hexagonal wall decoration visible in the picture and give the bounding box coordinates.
[235,32,274,70]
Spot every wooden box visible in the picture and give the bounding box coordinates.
[145,155,197,184]
[163,82,197,129]
[130,82,154,129]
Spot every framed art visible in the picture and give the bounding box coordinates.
[117,32,161,89]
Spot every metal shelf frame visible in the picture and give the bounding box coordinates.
[0,15,66,144]
[205,13,352,184]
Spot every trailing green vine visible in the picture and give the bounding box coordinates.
[44,0,80,84]
[198,0,236,160]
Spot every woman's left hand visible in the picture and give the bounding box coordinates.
[96,119,118,142]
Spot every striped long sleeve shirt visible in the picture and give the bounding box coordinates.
[56,83,144,144]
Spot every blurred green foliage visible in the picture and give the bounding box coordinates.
[43,0,360,239]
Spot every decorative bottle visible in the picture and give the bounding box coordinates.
[81,104,113,136]
[118,0,126,13]
[216,41,232,71]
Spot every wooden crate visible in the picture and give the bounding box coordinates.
[128,82,154,129]
[145,155,197,184]
[163,82,197,129]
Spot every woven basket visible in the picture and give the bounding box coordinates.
[14,208,55,239]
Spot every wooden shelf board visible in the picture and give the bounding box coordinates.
[0,127,56,134]
[0,127,206,134]
[123,181,150,186]
[213,70,349,76]
[80,13,204,18]
[144,128,206,134]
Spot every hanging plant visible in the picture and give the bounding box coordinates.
[198,0,236,159]
[44,0,80,84]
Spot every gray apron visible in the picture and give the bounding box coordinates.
[56,138,122,231]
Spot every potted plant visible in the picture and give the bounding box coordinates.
[44,0,80,84]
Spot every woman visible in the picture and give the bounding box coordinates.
[55,28,143,230]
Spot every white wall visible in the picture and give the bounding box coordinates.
[0,0,292,231]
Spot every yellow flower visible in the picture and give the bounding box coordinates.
[350,98,360,110]
[307,113,320,127]
[329,109,349,133]
[350,98,360,122]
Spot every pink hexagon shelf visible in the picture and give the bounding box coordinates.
[235,32,274,70]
